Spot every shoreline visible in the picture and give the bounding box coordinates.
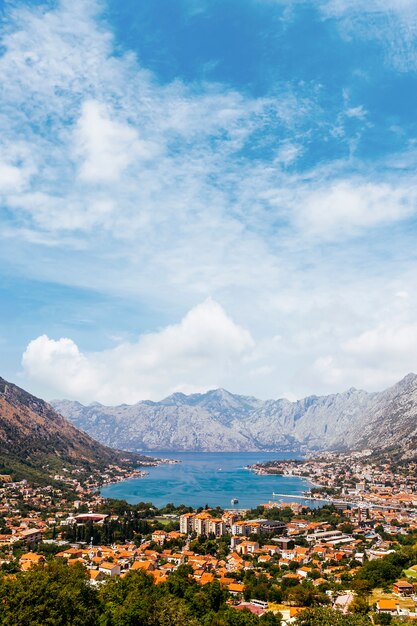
[90,457,180,493]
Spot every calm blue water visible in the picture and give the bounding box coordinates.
[101,451,313,509]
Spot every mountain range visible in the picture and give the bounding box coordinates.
[52,373,417,457]
[0,377,150,484]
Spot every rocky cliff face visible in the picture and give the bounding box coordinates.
[351,373,417,457]
[53,391,259,452]
[52,374,417,456]
[241,387,378,450]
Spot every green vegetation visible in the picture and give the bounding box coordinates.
[355,548,417,591]
[0,563,282,626]
[294,607,412,626]
[294,607,371,625]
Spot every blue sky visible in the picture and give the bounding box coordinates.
[1,0,417,403]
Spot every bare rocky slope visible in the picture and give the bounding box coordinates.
[52,375,417,456]
[0,377,150,483]
[351,373,417,458]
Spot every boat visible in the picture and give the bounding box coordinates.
[231,498,239,505]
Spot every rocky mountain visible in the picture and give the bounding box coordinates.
[51,374,417,456]
[53,390,259,452]
[352,373,417,458]
[0,377,150,483]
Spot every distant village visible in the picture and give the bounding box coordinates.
[0,451,416,624]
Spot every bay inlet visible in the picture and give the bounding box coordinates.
[101,450,313,509]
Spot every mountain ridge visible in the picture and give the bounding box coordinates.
[52,373,417,456]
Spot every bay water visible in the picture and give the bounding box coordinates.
[101,451,313,509]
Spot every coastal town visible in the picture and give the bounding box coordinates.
[0,452,416,624]
[250,452,417,512]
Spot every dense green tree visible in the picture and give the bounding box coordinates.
[0,561,99,626]
[294,607,371,625]
[355,548,416,590]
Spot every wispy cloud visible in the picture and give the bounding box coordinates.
[319,0,417,71]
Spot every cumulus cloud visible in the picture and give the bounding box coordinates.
[22,299,255,404]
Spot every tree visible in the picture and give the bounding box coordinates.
[0,561,100,625]
[374,614,392,625]
[355,549,415,590]
[294,607,371,625]
[350,595,369,615]
[152,596,200,626]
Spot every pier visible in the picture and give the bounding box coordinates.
[271,493,416,513]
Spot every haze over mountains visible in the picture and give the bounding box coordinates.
[53,373,417,457]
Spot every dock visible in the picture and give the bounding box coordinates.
[272,493,416,513]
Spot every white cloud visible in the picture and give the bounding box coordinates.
[274,141,303,166]
[74,100,161,183]
[312,322,417,392]
[22,299,255,404]
[344,323,417,366]
[22,335,103,399]
[292,180,417,238]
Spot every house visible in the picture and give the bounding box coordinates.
[333,593,354,614]
[19,528,43,546]
[226,583,245,595]
[273,537,295,551]
[234,603,265,616]
[227,552,244,572]
[268,605,305,624]
[166,553,184,565]
[19,552,45,570]
[56,548,83,560]
[376,599,399,614]
[258,555,272,565]
[88,570,105,584]
[130,560,154,573]
[99,562,121,577]
[393,580,415,596]
[282,572,302,583]
[368,548,395,560]
[296,566,312,579]
[152,571,168,585]
[160,563,177,574]
[200,572,215,585]
[236,541,258,555]
[151,530,167,545]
